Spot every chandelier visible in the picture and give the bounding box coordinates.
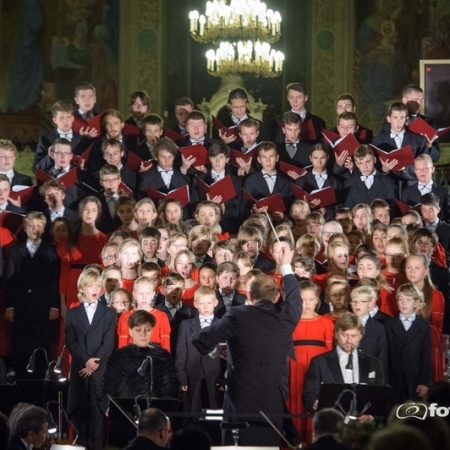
[189,0,284,78]
[206,40,284,77]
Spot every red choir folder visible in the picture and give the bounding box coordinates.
[72,112,105,135]
[9,185,35,205]
[196,175,237,204]
[371,144,415,171]
[333,133,360,157]
[71,144,92,165]
[409,116,450,140]
[146,185,190,207]
[0,211,25,236]
[229,148,258,167]
[163,127,184,141]
[301,120,317,142]
[179,144,210,166]
[212,116,240,139]
[321,129,340,143]
[242,190,286,213]
[356,128,369,143]
[126,151,153,172]
[119,182,133,196]
[395,199,421,215]
[123,122,141,138]
[35,167,78,189]
[292,184,337,208]
[278,161,308,177]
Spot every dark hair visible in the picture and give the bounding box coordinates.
[250,273,279,302]
[139,226,161,244]
[138,408,168,433]
[101,138,123,154]
[388,101,408,115]
[10,404,47,439]
[208,142,230,158]
[0,413,10,449]
[420,192,440,208]
[313,407,345,436]
[128,310,156,329]
[129,90,150,108]
[336,93,355,106]
[75,82,96,96]
[282,111,302,126]
[171,424,212,450]
[67,196,102,248]
[227,88,248,103]
[286,82,307,95]
[153,137,178,158]
[174,97,194,108]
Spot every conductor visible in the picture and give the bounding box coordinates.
[192,245,302,446]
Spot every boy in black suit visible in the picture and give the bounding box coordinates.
[0,174,26,214]
[401,154,450,222]
[73,82,98,120]
[277,111,312,168]
[175,286,223,415]
[173,97,194,136]
[350,285,389,379]
[372,102,429,186]
[5,212,60,379]
[214,262,246,318]
[155,272,195,358]
[65,269,116,450]
[177,110,218,150]
[385,283,431,404]
[134,114,164,161]
[33,100,94,172]
[270,82,326,144]
[243,141,294,220]
[39,179,79,240]
[0,139,32,188]
[139,227,165,267]
[344,145,395,208]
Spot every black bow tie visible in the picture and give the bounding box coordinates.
[53,168,64,177]
[263,173,276,179]
[196,256,205,264]
[200,318,212,325]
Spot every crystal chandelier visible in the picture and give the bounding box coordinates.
[189,0,284,78]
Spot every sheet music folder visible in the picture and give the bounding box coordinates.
[318,383,392,416]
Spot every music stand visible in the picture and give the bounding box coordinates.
[318,383,393,417]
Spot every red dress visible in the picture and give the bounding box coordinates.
[378,287,398,316]
[181,282,200,307]
[288,315,334,442]
[117,308,171,352]
[432,243,447,268]
[419,289,445,382]
[122,277,137,294]
[265,270,283,290]
[57,233,109,307]
[312,273,328,293]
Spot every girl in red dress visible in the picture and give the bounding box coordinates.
[118,238,142,293]
[174,249,200,307]
[405,253,445,382]
[156,198,183,227]
[57,196,108,315]
[371,223,387,268]
[117,276,171,351]
[288,280,334,442]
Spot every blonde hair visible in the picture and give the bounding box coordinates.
[295,234,321,256]
[194,285,216,303]
[396,282,424,303]
[77,270,102,300]
[351,285,376,303]
[118,238,143,258]
[188,225,213,249]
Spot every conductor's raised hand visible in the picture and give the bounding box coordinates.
[277,244,294,267]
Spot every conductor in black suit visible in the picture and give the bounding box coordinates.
[193,246,302,446]
[302,313,385,414]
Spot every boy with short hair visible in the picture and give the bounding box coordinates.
[74,82,97,119]
[350,285,388,378]
[370,199,391,225]
[344,145,395,208]
[212,240,236,265]
[243,141,294,219]
[198,262,218,289]
[173,97,194,136]
[139,261,164,306]
[101,242,119,268]
[155,273,195,357]
[277,111,312,168]
[175,286,223,414]
[135,113,164,160]
[188,225,215,267]
[196,142,243,234]
[0,139,32,188]
[99,264,123,306]
[385,283,431,403]
[5,212,60,378]
[238,118,260,153]
[33,100,94,171]
[177,110,218,149]
[237,226,275,272]
[215,261,247,318]
[139,226,165,266]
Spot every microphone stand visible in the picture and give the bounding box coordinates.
[137,356,154,402]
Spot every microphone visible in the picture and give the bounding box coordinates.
[137,356,154,398]
[345,346,354,371]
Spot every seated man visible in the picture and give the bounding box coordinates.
[302,312,385,413]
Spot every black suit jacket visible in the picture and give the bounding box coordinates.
[401,182,450,222]
[138,166,190,198]
[217,114,270,142]
[7,436,27,450]
[243,170,294,212]
[64,302,116,414]
[385,315,431,403]
[429,260,450,335]
[214,289,246,318]
[175,315,223,411]
[42,207,80,242]
[33,129,92,172]
[330,124,374,144]
[371,129,429,183]
[123,436,167,450]
[253,252,276,272]
[10,170,32,188]
[308,435,351,450]
[359,317,388,379]
[192,273,302,429]
[277,140,312,168]
[270,111,326,144]
[95,192,123,234]
[371,309,391,325]
[344,171,395,208]
[302,348,385,413]
[434,220,450,254]
[154,302,196,358]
